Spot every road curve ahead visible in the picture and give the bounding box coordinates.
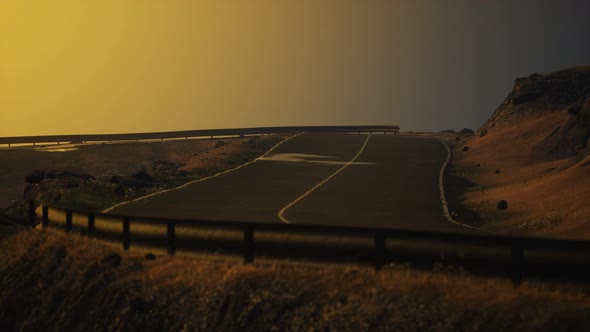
[108,133,466,232]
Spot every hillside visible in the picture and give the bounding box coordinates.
[452,66,590,238]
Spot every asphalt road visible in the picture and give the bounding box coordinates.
[109,133,467,232]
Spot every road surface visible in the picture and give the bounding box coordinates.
[109,133,464,232]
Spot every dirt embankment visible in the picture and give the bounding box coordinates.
[450,66,590,238]
[1,229,589,331]
[0,135,286,212]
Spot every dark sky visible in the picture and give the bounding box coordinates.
[1,0,589,136]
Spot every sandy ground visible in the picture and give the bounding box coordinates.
[0,135,285,209]
[452,113,590,239]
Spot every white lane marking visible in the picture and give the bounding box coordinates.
[278,134,372,224]
[260,153,375,166]
[437,138,487,232]
[102,133,304,213]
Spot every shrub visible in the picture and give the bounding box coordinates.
[568,104,582,115]
[25,170,45,184]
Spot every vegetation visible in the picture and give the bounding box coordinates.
[1,229,589,331]
[9,136,283,213]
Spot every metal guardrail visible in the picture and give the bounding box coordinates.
[29,201,590,287]
[0,125,400,146]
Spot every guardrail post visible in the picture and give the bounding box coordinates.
[42,205,49,228]
[511,243,524,287]
[123,217,131,251]
[244,225,255,263]
[66,210,73,233]
[167,222,176,256]
[28,200,36,228]
[88,213,95,234]
[374,233,386,271]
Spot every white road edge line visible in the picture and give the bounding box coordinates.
[278,134,372,224]
[102,133,304,213]
[437,138,487,232]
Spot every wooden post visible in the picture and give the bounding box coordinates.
[88,213,95,233]
[28,200,36,228]
[123,217,130,251]
[66,210,73,233]
[167,221,176,256]
[511,243,524,287]
[243,225,255,263]
[374,233,386,271]
[42,205,49,228]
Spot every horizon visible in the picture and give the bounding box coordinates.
[1,1,589,137]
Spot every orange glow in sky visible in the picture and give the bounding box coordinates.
[1,1,589,136]
[1,1,413,136]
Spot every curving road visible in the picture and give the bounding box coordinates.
[108,133,467,232]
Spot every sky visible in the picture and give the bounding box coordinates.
[1,1,589,137]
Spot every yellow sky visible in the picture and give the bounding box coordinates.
[2,1,589,136]
[0,1,412,136]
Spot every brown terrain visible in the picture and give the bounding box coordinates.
[451,66,590,239]
[0,135,287,212]
[2,229,589,331]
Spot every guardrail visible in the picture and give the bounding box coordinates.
[28,201,590,287]
[0,125,399,146]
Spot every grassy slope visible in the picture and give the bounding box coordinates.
[1,230,589,331]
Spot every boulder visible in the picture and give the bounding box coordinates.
[214,141,227,149]
[496,200,508,210]
[25,170,46,184]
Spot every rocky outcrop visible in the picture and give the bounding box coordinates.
[467,66,590,159]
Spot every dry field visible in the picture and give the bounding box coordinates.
[0,135,287,210]
[1,229,589,331]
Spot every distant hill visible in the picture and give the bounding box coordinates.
[453,66,590,238]
[471,66,590,160]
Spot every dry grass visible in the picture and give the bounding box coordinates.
[1,229,589,331]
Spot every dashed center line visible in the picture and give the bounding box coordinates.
[278,134,372,223]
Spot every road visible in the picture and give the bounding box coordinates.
[109,133,466,232]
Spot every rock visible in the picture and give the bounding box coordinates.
[145,253,157,260]
[496,200,508,210]
[479,129,488,137]
[462,146,470,152]
[109,176,120,184]
[459,128,475,135]
[529,73,542,79]
[25,170,45,184]
[567,104,582,115]
[100,253,122,268]
[113,186,125,197]
[132,170,155,182]
[495,169,501,174]
[214,141,227,149]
